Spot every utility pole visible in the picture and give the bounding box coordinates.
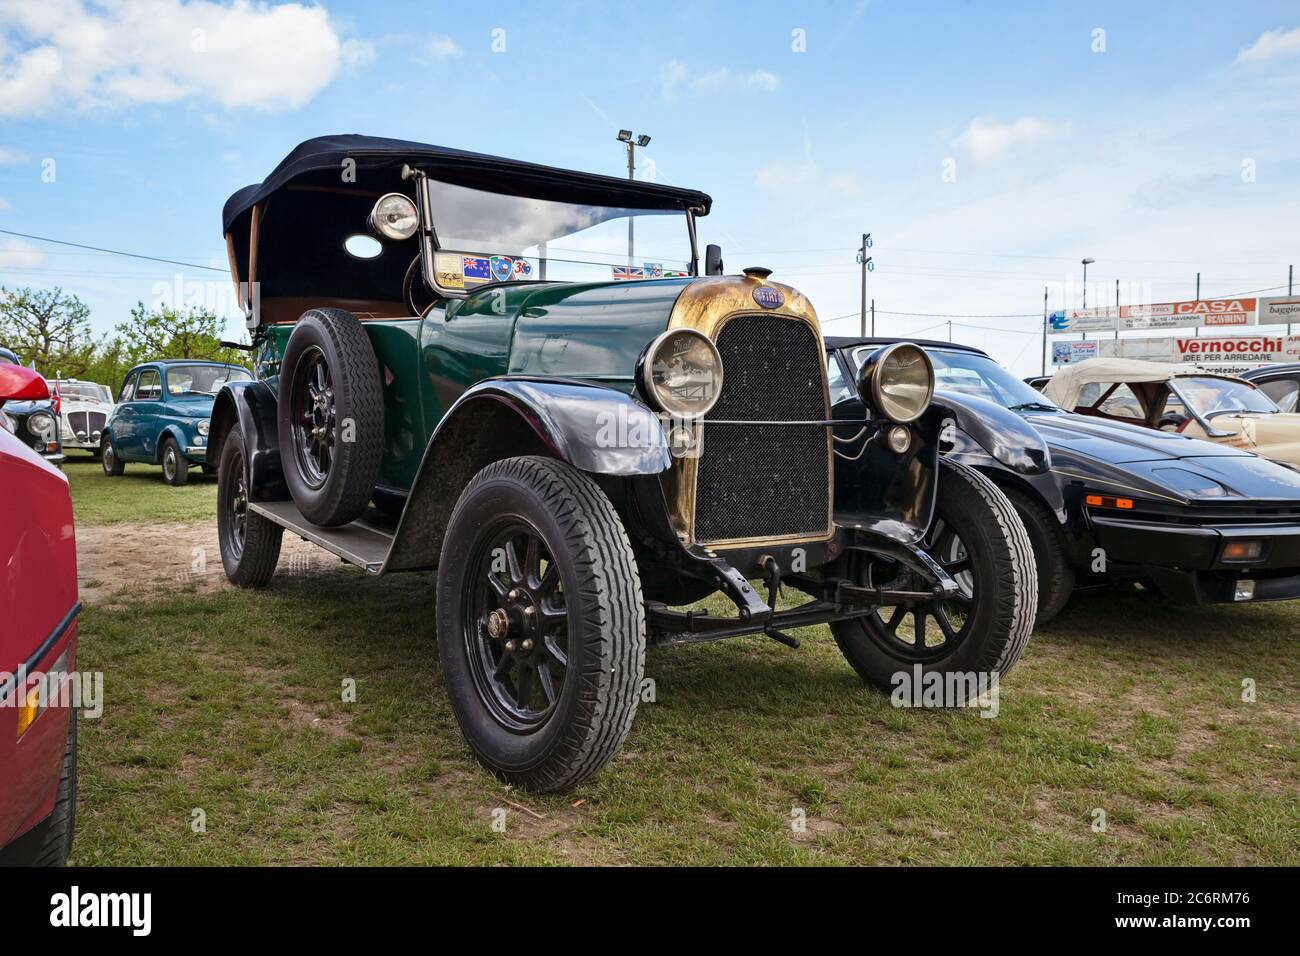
[1289,264,1293,336]
[856,233,873,337]
[1081,257,1094,343]
[1115,278,1120,341]
[1195,272,1201,337]
[1042,286,1048,376]
[947,320,952,342]
[617,130,650,267]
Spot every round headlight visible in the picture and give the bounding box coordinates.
[197,418,210,436]
[858,343,934,423]
[639,329,723,418]
[27,410,55,440]
[368,193,419,241]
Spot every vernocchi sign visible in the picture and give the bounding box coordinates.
[1098,333,1300,372]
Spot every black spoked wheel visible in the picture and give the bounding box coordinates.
[217,425,283,588]
[832,459,1037,702]
[868,514,976,662]
[437,456,646,792]
[290,346,334,490]
[464,521,570,730]
[276,308,384,527]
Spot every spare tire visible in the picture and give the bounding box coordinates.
[277,308,384,526]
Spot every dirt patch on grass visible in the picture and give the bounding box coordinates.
[76,520,322,607]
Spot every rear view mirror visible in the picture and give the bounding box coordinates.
[0,364,49,408]
[705,244,724,276]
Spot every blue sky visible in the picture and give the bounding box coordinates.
[2,0,1299,374]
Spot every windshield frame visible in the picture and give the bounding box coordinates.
[411,170,700,300]
[850,345,1060,413]
[1169,375,1280,420]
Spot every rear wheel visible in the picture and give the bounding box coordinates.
[277,309,384,526]
[832,460,1037,703]
[161,437,189,486]
[101,437,124,476]
[217,425,283,588]
[436,456,646,792]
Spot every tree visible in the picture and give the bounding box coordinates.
[115,302,244,365]
[0,286,97,376]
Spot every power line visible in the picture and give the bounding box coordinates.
[0,228,226,273]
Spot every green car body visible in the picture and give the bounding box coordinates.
[207,135,1035,792]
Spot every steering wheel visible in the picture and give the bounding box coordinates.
[403,254,439,315]
[1158,413,1188,432]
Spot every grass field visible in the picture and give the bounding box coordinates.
[66,459,1300,865]
[64,455,217,525]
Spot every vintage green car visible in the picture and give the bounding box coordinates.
[213,135,1036,791]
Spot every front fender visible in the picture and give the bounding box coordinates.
[932,390,1051,475]
[157,423,191,462]
[209,380,286,499]
[384,377,670,572]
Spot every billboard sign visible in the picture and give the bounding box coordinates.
[1097,333,1300,372]
[1052,340,1100,365]
[1051,298,1259,333]
[1259,296,1300,326]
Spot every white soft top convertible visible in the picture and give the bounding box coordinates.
[1043,357,1219,409]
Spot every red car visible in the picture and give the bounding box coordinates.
[0,363,79,866]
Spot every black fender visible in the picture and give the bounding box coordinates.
[384,377,671,572]
[208,380,288,500]
[931,390,1051,476]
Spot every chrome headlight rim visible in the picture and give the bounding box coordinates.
[27,409,56,440]
[638,328,724,419]
[368,192,419,241]
[196,418,210,436]
[859,343,935,424]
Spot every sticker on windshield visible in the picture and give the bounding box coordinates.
[463,256,491,281]
[490,256,514,282]
[434,253,465,289]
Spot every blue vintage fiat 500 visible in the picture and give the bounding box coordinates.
[102,360,251,485]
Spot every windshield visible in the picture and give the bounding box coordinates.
[852,346,1060,411]
[55,382,112,402]
[165,365,251,397]
[1173,376,1279,418]
[427,178,693,286]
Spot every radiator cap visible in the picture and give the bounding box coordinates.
[742,266,773,279]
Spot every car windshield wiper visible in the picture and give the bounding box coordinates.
[1008,402,1058,412]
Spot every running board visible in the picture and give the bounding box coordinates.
[249,500,394,574]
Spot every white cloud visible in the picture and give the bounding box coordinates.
[0,239,44,270]
[341,37,376,72]
[953,116,1063,162]
[1235,26,1300,64]
[659,60,782,100]
[0,0,359,117]
[0,146,28,164]
[0,197,13,212]
[425,33,462,60]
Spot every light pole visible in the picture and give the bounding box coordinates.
[1081,257,1095,342]
[617,130,650,267]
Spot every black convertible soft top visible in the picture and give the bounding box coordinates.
[222,133,713,235]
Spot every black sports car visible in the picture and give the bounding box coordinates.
[0,348,63,466]
[828,337,1300,623]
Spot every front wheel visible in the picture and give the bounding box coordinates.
[436,456,646,792]
[101,437,124,476]
[217,425,284,588]
[160,437,189,486]
[832,459,1037,703]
